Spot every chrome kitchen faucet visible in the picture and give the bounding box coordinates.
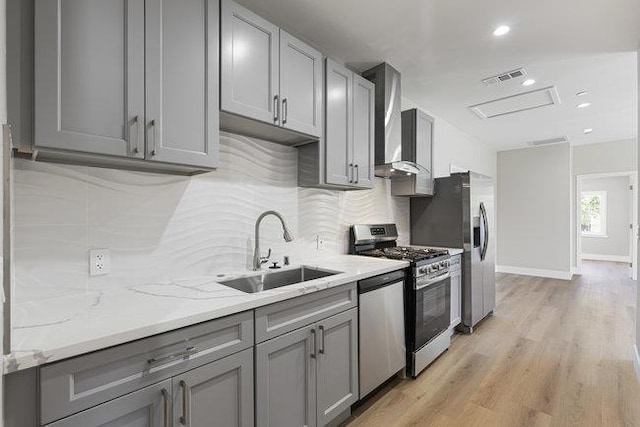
[253,210,294,270]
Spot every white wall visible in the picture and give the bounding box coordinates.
[580,176,631,261]
[12,133,411,304]
[571,138,637,268]
[496,143,572,278]
[402,97,497,179]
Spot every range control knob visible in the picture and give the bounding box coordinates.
[432,264,440,271]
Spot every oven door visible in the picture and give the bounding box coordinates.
[413,273,451,350]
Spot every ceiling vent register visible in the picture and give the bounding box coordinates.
[469,86,561,119]
[482,68,527,85]
[527,136,570,147]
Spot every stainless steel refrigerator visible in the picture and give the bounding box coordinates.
[410,171,495,333]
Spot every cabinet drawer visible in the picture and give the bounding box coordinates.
[40,311,253,425]
[255,283,357,343]
[45,379,172,427]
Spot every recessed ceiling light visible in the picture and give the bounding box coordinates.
[577,102,591,109]
[389,168,395,173]
[522,79,535,86]
[584,128,593,134]
[493,25,510,36]
[576,91,588,97]
[406,172,412,176]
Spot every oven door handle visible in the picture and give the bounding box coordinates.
[415,272,450,290]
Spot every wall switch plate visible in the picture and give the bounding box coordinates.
[89,248,111,276]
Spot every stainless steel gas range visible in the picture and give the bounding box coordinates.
[351,224,451,378]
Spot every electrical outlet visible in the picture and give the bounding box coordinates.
[89,248,111,276]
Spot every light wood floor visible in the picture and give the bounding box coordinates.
[343,261,640,427]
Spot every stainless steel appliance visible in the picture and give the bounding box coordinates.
[410,171,495,333]
[351,224,451,379]
[357,270,406,399]
[362,63,429,178]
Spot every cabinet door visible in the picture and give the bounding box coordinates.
[172,348,253,427]
[220,0,279,125]
[352,74,375,189]
[144,0,219,169]
[325,59,353,186]
[35,0,145,158]
[450,271,462,328]
[415,110,434,194]
[279,31,323,137]
[316,308,358,426]
[47,380,171,427]
[256,326,316,427]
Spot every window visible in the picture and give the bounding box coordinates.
[581,191,607,237]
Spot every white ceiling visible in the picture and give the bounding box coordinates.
[236,0,639,150]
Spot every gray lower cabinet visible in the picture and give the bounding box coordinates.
[315,309,359,426]
[47,380,172,427]
[450,254,462,328]
[298,59,374,190]
[256,308,358,427]
[220,0,322,144]
[172,348,254,427]
[15,0,218,174]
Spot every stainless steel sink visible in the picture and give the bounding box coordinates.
[219,266,340,293]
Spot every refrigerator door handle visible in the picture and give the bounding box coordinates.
[480,202,489,261]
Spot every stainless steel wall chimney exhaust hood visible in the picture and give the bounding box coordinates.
[362,63,429,178]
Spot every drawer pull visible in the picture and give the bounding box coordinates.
[147,346,197,367]
[318,325,325,354]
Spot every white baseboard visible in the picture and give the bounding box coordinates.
[635,345,640,383]
[580,254,630,263]
[495,265,573,280]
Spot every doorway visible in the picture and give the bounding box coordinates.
[576,172,638,280]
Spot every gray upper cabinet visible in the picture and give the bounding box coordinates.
[145,0,220,169]
[46,380,171,427]
[391,108,435,196]
[351,74,375,189]
[220,0,322,144]
[279,30,323,137]
[35,0,145,159]
[325,59,353,187]
[256,325,317,427]
[172,348,254,427]
[220,0,279,125]
[27,0,218,174]
[321,59,374,190]
[316,308,359,427]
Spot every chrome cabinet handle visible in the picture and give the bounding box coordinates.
[273,95,279,123]
[161,389,169,427]
[131,115,140,154]
[148,119,157,156]
[147,346,197,367]
[310,329,317,359]
[179,380,189,425]
[318,325,325,354]
[282,98,288,125]
[355,164,359,184]
[348,164,354,183]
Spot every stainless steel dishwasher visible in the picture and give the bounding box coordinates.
[358,269,406,399]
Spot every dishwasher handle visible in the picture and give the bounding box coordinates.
[358,269,406,294]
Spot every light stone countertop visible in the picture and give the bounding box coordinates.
[4,255,409,374]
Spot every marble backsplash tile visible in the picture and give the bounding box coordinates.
[13,132,410,303]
